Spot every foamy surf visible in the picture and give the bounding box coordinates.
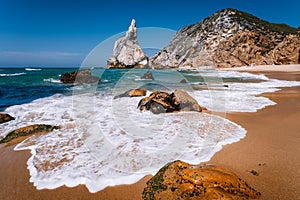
[0,70,299,193]
[5,93,246,193]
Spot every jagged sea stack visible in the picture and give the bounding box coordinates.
[107,19,149,68]
[150,8,300,68]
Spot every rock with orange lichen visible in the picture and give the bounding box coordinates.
[142,160,261,200]
[114,89,147,99]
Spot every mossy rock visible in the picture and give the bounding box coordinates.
[0,124,60,144]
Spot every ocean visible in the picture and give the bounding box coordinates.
[1,67,300,192]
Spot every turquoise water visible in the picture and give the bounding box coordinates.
[0,67,270,111]
[0,68,75,110]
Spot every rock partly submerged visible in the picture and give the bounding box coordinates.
[138,90,202,114]
[107,19,149,68]
[0,113,15,124]
[143,160,261,200]
[0,124,60,144]
[60,69,99,84]
[141,70,154,80]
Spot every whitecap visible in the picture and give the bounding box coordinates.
[25,68,42,71]
[43,78,61,83]
[0,72,26,77]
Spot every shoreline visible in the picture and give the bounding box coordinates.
[0,70,299,199]
[219,64,300,72]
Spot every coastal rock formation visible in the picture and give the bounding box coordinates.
[0,113,15,124]
[142,160,261,200]
[141,70,154,80]
[107,19,148,68]
[150,8,300,68]
[0,124,60,144]
[60,69,99,84]
[172,90,202,112]
[114,89,147,99]
[138,90,202,114]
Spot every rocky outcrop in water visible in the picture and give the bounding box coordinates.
[0,124,60,144]
[150,8,300,68]
[138,90,202,114]
[107,19,148,68]
[142,160,261,200]
[60,69,99,84]
[141,70,154,80]
[0,113,15,124]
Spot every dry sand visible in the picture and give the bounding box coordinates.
[0,71,299,200]
[219,64,300,72]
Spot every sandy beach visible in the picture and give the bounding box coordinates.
[220,64,300,72]
[0,69,299,200]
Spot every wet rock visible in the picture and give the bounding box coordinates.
[143,160,261,200]
[138,90,202,114]
[172,90,202,112]
[0,124,60,144]
[107,19,148,68]
[60,69,99,84]
[0,113,15,124]
[180,79,188,83]
[141,70,154,80]
[114,89,147,99]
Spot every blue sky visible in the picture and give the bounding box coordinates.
[0,0,299,67]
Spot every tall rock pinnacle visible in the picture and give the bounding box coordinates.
[107,19,148,68]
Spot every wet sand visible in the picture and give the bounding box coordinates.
[0,71,299,199]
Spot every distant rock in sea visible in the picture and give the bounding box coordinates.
[150,8,300,68]
[60,69,99,84]
[141,70,154,80]
[143,160,261,200]
[107,19,149,68]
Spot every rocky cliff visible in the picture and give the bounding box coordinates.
[150,8,300,68]
[107,19,148,68]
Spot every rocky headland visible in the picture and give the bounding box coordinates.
[150,8,300,68]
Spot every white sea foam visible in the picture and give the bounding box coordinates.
[192,78,300,112]
[43,78,61,83]
[1,71,300,193]
[0,91,245,193]
[186,70,269,81]
[0,72,26,77]
[25,68,42,71]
